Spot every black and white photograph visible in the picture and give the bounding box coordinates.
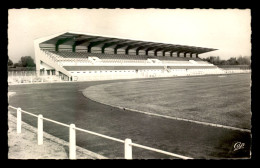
[7,8,251,159]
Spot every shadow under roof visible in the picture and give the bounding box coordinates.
[40,32,218,54]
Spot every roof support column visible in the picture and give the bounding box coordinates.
[136,45,150,56]
[55,37,74,52]
[145,46,158,56]
[125,46,129,55]
[146,49,152,56]
[72,37,98,53]
[170,51,173,57]
[88,39,111,53]
[88,46,91,53]
[114,43,130,55]
[184,52,191,58]
[72,44,76,52]
[177,52,180,57]
[170,51,177,57]
[155,48,163,57]
[102,41,120,54]
[162,51,167,56]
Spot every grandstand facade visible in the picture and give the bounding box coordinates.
[34,31,221,81]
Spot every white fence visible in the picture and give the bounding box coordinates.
[8,68,251,85]
[8,71,64,84]
[8,105,193,160]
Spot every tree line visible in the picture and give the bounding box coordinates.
[8,56,36,67]
[202,56,251,65]
[8,56,36,70]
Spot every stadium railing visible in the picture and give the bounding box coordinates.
[8,105,193,160]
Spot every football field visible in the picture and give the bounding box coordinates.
[8,73,251,159]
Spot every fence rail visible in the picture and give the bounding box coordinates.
[8,68,251,85]
[8,105,193,159]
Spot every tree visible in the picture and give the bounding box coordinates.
[219,60,228,65]
[19,56,36,67]
[206,56,221,65]
[8,58,13,66]
[237,56,251,65]
[13,62,22,68]
[227,57,238,65]
[203,56,250,65]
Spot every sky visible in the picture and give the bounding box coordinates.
[8,9,251,63]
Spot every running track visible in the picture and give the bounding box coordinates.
[8,77,251,159]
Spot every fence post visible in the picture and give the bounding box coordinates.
[38,114,43,145]
[69,124,76,159]
[124,138,132,159]
[17,108,21,134]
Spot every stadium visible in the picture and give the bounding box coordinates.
[8,31,251,159]
[33,31,225,82]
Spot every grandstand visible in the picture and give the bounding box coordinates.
[34,31,221,81]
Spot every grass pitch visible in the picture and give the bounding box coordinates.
[84,74,251,129]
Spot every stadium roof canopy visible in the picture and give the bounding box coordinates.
[38,31,217,55]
